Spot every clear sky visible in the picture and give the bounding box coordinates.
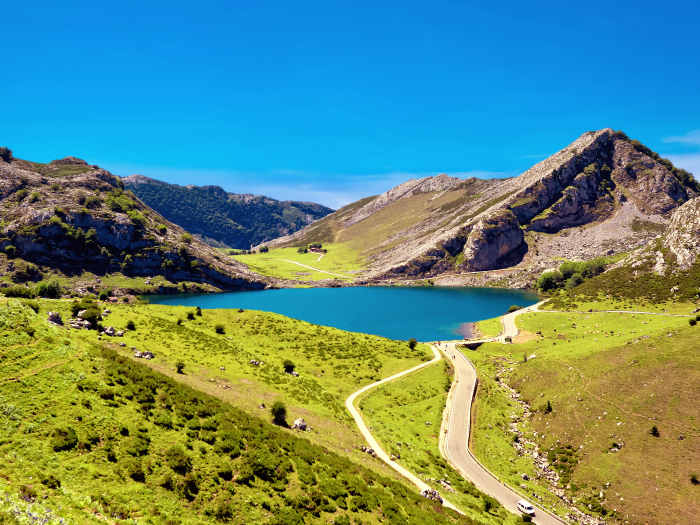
[2,1,699,208]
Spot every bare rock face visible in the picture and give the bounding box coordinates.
[663,197,700,270]
[462,210,525,271]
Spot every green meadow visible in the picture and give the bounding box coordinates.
[232,243,366,282]
[0,298,478,525]
[468,307,699,524]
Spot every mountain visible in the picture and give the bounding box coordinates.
[570,195,700,302]
[264,129,698,285]
[0,155,267,291]
[123,175,333,249]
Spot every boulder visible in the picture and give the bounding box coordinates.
[47,311,63,325]
[291,418,308,431]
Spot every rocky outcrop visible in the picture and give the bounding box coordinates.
[0,155,268,291]
[663,197,700,270]
[462,210,525,271]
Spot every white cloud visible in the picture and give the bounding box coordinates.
[662,130,700,145]
[664,153,700,177]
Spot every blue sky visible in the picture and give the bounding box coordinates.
[2,1,699,208]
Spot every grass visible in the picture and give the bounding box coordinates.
[474,317,502,338]
[232,243,366,281]
[358,361,525,525]
[468,307,698,524]
[0,299,475,525]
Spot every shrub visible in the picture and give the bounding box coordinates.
[215,324,225,334]
[166,445,192,475]
[691,473,699,485]
[186,311,195,321]
[283,360,295,374]
[11,262,41,283]
[271,401,287,426]
[124,458,145,482]
[84,195,102,208]
[41,474,61,489]
[3,245,17,258]
[259,246,269,253]
[35,280,62,298]
[181,233,193,244]
[690,319,697,326]
[0,147,12,162]
[507,305,522,313]
[196,306,202,316]
[408,338,417,350]
[126,320,136,330]
[15,188,28,201]
[18,485,37,503]
[28,191,40,203]
[3,285,36,298]
[544,400,552,414]
[51,426,78,451]
[650,425,660,437]
[176,361,185,374]
[156,224,167,234]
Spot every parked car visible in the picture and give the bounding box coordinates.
[517,499,536,516]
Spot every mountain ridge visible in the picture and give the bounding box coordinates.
[123,174,333,249]
[260,129,698,286]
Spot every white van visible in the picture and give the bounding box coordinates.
[517,499,536,516]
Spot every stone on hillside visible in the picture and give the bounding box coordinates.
[47,311,63,325]
[291,418,308,431]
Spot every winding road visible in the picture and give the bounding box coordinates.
[345,346,463,514]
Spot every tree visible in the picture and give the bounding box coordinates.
[259,246,269,253]
[271,401,287,426]
[283,359,295,374]
[408,338,417,350]
[650,425,660,437]
[126,320,136,330]
[507,305,522,313]
[215,324,225,334]
[544,400,552,414]
[196,306,202,316]
[0,146,12,162]
[176,361,185,374]
[186,311,195,320]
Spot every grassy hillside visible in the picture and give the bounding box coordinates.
[124,175,333,249]
[468,307,699,525]
[0,299,474,524]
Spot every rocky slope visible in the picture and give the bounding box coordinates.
[123,175,333,249]
[0,155,268,291]
[264,129,698,285]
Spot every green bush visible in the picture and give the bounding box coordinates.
[408,338,417,350]
[187,311,195,321]
[271,401,287,426]
[51,427,78,451]
[3,245,17,258]
[166,445,192,474]
[35,280,62,298]
[181,233,193,244]
[283,359,295,374]
[126,320,136,330]
[124,457,146,482]
[176,361,185,374]
[3,285,36,298]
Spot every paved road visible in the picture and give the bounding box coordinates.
[345,346,463,515]
[438,342,566,524]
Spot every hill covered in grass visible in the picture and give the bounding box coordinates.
[0,152,267,293]
[259,129,698,287]
[124,175,333,249]
[0,299,480,524]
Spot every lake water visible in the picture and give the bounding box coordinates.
[148,286,538,341]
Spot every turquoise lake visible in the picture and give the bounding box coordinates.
[149,286,538,341]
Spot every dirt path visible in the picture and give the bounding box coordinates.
[281,259,351,279]
[344,346,464,515]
